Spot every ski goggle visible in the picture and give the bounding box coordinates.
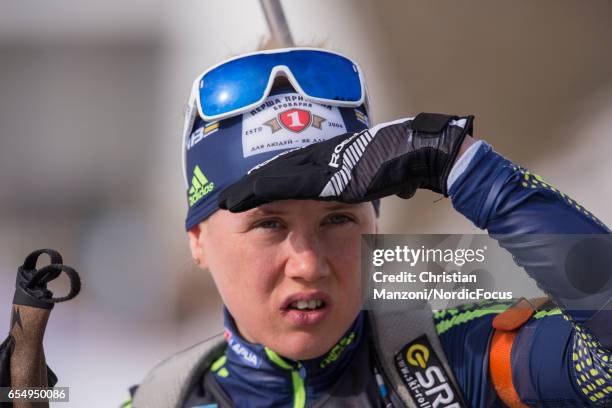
[181,48,369,144]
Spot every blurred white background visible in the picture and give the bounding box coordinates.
[1,1,611,406]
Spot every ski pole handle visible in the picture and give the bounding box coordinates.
[9,305,50,408]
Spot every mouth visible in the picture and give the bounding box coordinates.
[287,298,326,311]
[280,291,332,326]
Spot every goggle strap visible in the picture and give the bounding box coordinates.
[181,102,197,188]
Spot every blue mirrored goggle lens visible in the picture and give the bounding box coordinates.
[199,54,271,119]
[284,50,362,103]
[198,50,363,119]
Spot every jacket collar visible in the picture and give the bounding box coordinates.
[215,307,365,406]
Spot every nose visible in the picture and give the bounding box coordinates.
[284,232,331,283]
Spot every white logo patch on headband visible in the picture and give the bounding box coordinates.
[241,92,348,158]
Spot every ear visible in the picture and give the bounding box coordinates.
[187,224,208,269]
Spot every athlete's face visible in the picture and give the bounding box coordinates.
[189,200,377,360]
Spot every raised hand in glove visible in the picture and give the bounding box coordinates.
[218,113,474,212]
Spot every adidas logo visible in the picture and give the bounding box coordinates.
[188,165,215,207]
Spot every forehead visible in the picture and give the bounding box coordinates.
[253,200,363,215]
[208,200,370,224]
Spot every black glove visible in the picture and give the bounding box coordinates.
[218,113,474,212]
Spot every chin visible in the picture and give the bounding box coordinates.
[270,329,340,360]
[271,308,361,360]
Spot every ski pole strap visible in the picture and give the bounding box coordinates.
[13,249,81,309]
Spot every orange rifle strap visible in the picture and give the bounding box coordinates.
[489,329,528,408]
[489,297,551,407]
